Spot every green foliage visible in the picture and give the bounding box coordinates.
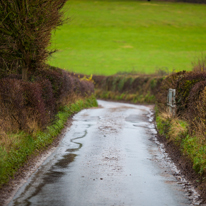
[117,77,127,92]
[179,120,188,131]
[182,135,206,174]
[129,77,135,86]
[150,79,157,89]
[156,111,206,175]
[176,79,199,109]
[144,92,155,103]
[0,96,97,188]
[112,76,119,91]
[169,120,189,144]
[156,115,171,137]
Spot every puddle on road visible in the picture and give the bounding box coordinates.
[125,114,148,123]
[82,116,100,122]
[54,153,77,169]
[74,115,100,122]
[10,128,88,206]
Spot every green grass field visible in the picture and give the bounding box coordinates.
[48,0,206,75]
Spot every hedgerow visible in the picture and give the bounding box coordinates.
[0,66,94,134]
[155,70,206,176]
[93,74,163,104]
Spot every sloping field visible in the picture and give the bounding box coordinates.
[48,0,206,75]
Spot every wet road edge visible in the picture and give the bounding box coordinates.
[0,119,73,206]
[155,124,206,205]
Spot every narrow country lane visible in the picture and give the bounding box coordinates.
[9,100,192,206]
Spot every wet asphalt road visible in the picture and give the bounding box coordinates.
[9,100,192,206]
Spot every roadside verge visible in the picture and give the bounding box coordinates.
[0,95,98,205]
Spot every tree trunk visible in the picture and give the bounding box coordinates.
[22,68,28,81]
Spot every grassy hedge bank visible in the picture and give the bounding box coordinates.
[156,71,206,176]
[155,110,206,173]
[93,74,164,104]
[0,96,98,188]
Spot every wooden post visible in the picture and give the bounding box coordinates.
[22,67,28,81]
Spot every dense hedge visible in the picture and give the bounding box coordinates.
[0,66,94,133]
[93,74,163,104]
[156,71,206,130]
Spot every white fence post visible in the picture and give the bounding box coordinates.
[167,89,176,116]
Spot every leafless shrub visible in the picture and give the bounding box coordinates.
[0,0,68,80]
